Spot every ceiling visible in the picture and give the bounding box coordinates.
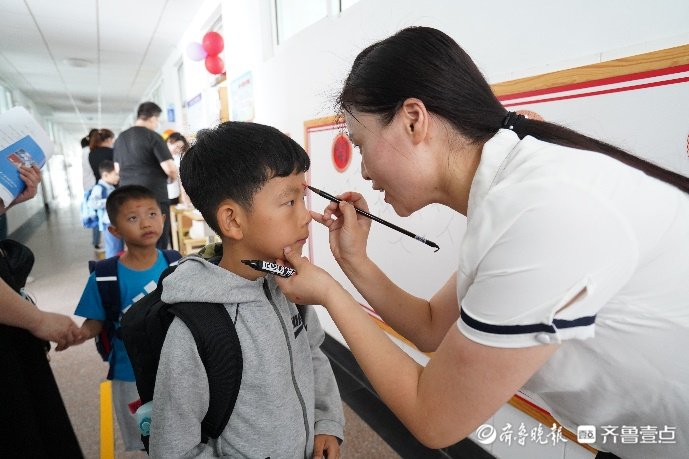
[0,0,206,142]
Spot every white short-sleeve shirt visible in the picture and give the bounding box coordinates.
[457,130,689,458]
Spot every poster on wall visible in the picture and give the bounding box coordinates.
[186,93,205,133]
[203,86,222,128]
[166,103,176,123]
[230,71,255,121]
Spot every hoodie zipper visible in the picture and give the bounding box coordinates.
[262,280,310,459]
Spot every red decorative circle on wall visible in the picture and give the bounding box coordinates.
[331,134,352,173]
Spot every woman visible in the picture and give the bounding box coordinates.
[276,27,689,458]
[82,129,99,248]
[165,132,190,206]
[86,128,115,249]
[88,128,115,183]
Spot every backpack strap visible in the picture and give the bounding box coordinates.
[161,249,182,266]
[169,302,242,441]
[92,255,121,323]
[91,251,178,317]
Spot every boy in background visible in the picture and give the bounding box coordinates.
[151,122,344,458]
[73,185,180,452]
[87,159,122,257]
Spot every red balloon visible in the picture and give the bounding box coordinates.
[202,31,224,56]
[204,55,225,74]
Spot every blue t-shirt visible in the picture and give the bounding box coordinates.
[75,250,170,381]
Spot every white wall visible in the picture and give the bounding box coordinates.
[166,0,689,140]
[216,0,689,141]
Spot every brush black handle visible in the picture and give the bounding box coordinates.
[308,186,439,252]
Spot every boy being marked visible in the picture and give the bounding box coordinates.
[150,122,345,458]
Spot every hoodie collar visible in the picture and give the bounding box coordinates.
[161,255,277,305]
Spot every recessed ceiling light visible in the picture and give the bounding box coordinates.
[63,58,92,68]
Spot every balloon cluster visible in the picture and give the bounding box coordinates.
[186,31,225,75]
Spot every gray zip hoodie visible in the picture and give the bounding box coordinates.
[149,255,345,458]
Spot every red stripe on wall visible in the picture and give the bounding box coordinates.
[502,76,689,107]
[498,63,689,102]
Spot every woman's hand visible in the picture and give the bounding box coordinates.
[1,164,42,213]
[274,246,343,307]
[29,310,81,351]
[311,192,371,267]
[13,164,42,206]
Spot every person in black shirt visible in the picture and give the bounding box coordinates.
[113,102,177,249]
[88,128,115,183]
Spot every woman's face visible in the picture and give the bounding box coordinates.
[344,110,429,217]
[167,140,185,156]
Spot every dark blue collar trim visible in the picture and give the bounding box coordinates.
[460,309,596,335]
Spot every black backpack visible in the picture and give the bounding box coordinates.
[120,262,243,453]
[88,249,182,379]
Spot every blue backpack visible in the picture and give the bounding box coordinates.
[88,249,182,379]
[80,185,101,229]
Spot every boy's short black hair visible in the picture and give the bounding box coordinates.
[106,185,160,224]
[180,122,310,235]
[98,159,116,176]
[136,101,162,120]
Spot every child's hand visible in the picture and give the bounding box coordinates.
[54,322,88,351]
[74,327,92,346]
[57,324,94,351]
[312,434,340,459]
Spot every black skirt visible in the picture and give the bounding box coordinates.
[0,325,83,458]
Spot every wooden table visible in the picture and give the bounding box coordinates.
[170,205,215,255]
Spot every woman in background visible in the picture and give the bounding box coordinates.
[88,128,115,183]
[166,132,189,206]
